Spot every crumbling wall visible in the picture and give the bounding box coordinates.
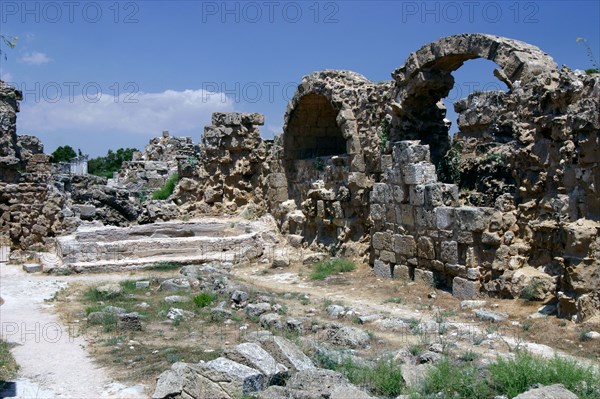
[173,112,270,216]
[276,71,391,251]
[114,131,198,191]
[371,33,599,322]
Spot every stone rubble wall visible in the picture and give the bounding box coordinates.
[173,112,270,216]
[112,131,198,192]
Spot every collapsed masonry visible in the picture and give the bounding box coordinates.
[0,33,598,321]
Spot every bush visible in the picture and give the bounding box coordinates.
[50,145,77,163]
[194,292,216,308]
[310,258,356,280]
[489,351,599,399]
[88,147,137,178]
[319,355,404,397]
[152,173,179,200]
[422,358,492,399]
[0,340,19,384]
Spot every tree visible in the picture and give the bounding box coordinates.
[50,145,77,163]
[0,34,18,61]
[88,147,138,178]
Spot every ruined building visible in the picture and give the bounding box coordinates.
[0,34,598,321]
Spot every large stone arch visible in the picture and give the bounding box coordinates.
[389,33,559,165]
[283,70,367,166]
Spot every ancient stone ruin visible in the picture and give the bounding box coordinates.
[1,33,598,323]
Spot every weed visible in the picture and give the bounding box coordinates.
[379,118,391,150]
[0,340,19,384]
[422,358,492,399]
[460,350,479,362]
[313,158,325,171]
[409,344,424,356]
[194,292,216,308]
[519,279,545,302]
[488,350,599,399]
[310,258,356,280]
[152,173,179,200]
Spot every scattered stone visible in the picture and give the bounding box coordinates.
[357,314,382,324]
[135,281,150,289]
[513,384,578,399]
[104,306,126,314]
[460,300,487,309]
[272,249,290,268]
[96,283,123,298]
[164,295,189,304]
[302,253,327,265]
[260,313,283,330]
[167,308,194,321]
[326,305,345,318]
[231,290,249,304]
[211,301,233,321]
[246,302,272,318]
[325,324,371,348]
[158,278,191,291]
[259,335,315,372]
[285,318,304,333]
[22,263,42,273]
[417,351,443,364]
[402,363,432,389]
[226,342,288,386]
[583,330,600,340]
[474,308,508,323]
[118,313,142,331]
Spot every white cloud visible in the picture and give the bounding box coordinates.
[19,51,52,65]
[0,71,13,82]
[18,88,235,136]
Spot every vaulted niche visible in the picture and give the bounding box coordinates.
[284,94,346,160]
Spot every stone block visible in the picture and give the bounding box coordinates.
[466,267,480,281]
[452,277,480,300]
[372,231,392,251]
[440,241,458,263]
[424,183,459,208]
[379,250,396,263]
[371,183,391,204]
[456,207,494,232]
[393,141,430,164]
[414,269,435,287]
[398,204,415,228]
[373,259,393,278]
[417,236,435,260]
[370,203,384,221]
[445,263,467,278]
[23,263,42,273]
[393,264,411,280]
[415,208,435,230]
[409,185,425,206]
[402,162,437,185]
[392,185,407,203]
[394,234,416,257]
[435,207,455,230]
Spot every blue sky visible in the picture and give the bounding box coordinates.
[1,0,599,156]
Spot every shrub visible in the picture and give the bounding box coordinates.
[152,173,179,200]
[310,258,356,280]
[194,292,216,308]
[519,279,545,301]
[422,358,492,399]
[0,340,19,384]
[489,351,599,399]
[329,356,404,397]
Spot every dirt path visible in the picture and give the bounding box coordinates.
[0,262,147,399]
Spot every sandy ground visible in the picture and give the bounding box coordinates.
[0,262,147,399]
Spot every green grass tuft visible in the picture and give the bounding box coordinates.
[152,173,179,200]
[310,258,356,280]
[194,292,216,308]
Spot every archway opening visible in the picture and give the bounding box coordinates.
[284,94,346,160]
